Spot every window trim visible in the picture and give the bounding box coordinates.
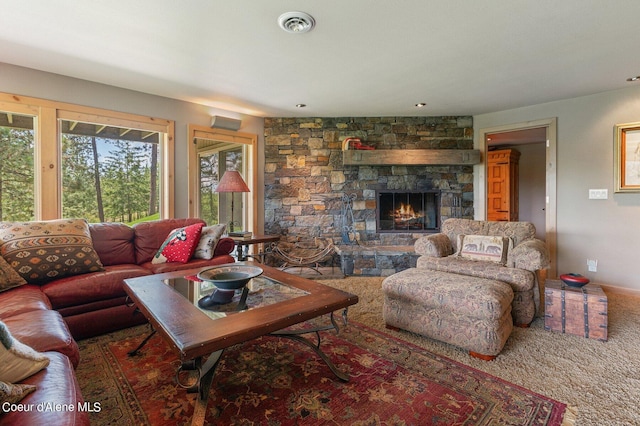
[0,92,175,219]
[187,124,258,232]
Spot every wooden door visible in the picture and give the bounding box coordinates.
[487,160,508,221]
[487,149,520,221]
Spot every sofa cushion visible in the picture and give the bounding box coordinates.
[382,269,513,320]
[142,254,235,274]
[508,238,551,270]
[0,320,50,383]
[1,351,90,426]
[456,234,511,265]
[3,310,80,368]
[152,222,204,264]
[0,285,51,320]
[193,224,227,260]
[417,255,535,292]
[0,380,36,404]
[57,296,131,318]
[133,218,206,264]
[483,221,536,246]
[63,303,148,341]
[89,222,135,266]
[414,233,453,257]
[214,237,236,257]
[0,254,27,292]
[41,264,151,310]
[0,219,104,285]
[441,218,536,252]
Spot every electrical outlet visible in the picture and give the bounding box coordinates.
[589,189,608,199]
[587,259,598,272]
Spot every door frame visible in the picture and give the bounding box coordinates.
[477,118,557,278]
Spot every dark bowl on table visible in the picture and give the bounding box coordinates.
[560,273,590,288]
[197,264,263,290]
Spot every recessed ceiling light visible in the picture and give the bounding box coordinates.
[627,76,640,82]
[415,103,427,108]
[278,12,315,34]
[295,104,307,108]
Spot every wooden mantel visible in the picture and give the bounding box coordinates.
[342,149,481,166]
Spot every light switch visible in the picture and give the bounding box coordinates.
[588,189,608,199]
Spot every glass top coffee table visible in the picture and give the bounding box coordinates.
[123,261,358,426]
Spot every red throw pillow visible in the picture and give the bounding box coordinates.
[152,223,204,264]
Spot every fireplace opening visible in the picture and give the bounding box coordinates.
[377,190,440,232]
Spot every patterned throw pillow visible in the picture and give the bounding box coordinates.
[0,219,104,285]
[456,234,511,265]
[193,224,226,260]
[0,321,50,383]
[0,255,27,293]
[152,223,204,264]
[0,381,36,405]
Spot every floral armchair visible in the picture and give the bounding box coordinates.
[414,218,550,326]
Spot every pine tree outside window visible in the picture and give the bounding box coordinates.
[0,112,35,221]
[61,120,161,223]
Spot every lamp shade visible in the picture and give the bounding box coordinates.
[216,170,250,193]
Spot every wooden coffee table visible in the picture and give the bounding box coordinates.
[123,261,358,426]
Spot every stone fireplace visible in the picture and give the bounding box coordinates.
[263,116,475,275]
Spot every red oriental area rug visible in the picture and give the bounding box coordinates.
[77,322,568,425]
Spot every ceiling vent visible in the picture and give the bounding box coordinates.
[278,11,315,34]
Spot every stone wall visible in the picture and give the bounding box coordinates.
[264,116,474,247]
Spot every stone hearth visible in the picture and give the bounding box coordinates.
[336,245,419,277]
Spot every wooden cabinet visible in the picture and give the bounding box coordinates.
[487,149,520,221]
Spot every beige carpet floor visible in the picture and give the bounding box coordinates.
[318,277,640,426]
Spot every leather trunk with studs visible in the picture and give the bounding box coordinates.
[544,279,608,341]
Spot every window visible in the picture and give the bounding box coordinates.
[199,147,243,227]
[199,151,220,224]
[61,120,161,222]
[0,92,175,222]
[188,125,257,232]
[0,111,35,221]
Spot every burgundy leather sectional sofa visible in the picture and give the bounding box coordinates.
[0,218,235,425]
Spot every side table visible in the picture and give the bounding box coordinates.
[544,279,608,341]
[231,234,281,262]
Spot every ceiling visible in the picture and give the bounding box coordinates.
[1,1,640,118]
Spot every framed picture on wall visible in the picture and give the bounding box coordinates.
[615,122,640,192]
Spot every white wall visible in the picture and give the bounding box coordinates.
[514,143,546,240]
[475,85,640,292]
[518,144,546,240]
[0,63,265,229]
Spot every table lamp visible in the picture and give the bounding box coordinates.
[215,170,250,232]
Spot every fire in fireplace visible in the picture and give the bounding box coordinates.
[377,190,440,232]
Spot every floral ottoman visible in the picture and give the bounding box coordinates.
[382,268,514,360]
